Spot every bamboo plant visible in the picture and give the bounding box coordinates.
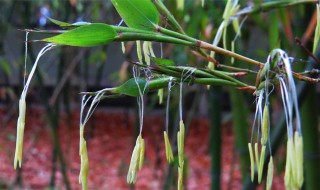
[13,0,320,189]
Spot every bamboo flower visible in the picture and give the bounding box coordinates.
[164,131,174,163]
[127,135,143,184]
[294,132,304,188]
[79,126,89,190]
[14,98,26,169]
[261,105,269,145]
[266,156,274,190]
[258,145,266,184]
[248,143,255,182]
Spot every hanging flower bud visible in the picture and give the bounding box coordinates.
[254,143,260,171]
[294,132,304,188]
[178,163,184,190]
[147,41,155,57]
[266,156,274,190]
[177,0,184,10]
[138,137,145,170]
[136,41,143,64]
[158,89,164,105]
[178,120,185,166]
[285,139,296,189]
[14,98,26,169]
[79,126,89,190]
[261,105,269,145]
[248,143,255,182]
[143,41,151,65]
[121,42,125,54]
[164,131,174,163]
[258,145,266,184]
[127,135,142,184]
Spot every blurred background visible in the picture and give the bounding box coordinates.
[0,0,319,189]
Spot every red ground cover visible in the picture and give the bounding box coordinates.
[0,108,284,189]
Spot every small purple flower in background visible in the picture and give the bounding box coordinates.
[39,4,51,26]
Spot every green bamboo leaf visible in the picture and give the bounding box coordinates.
[0,59,12,75]
[48,17,91,28]
[152,57,175,66]
[48,17,73,27]
[113,78,148,97]
[42,23,117,47]
[111,0,159,31]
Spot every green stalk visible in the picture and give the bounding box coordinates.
[236,0,317,16]
[301,84,320,190]
[242,50,320,189]
[229,88,250,182]
[153,0,185,34]
[111,25,154,34]
[156,66,250,87]
[193,78,237,86]
[209,86,222,190]
[115,32,194,46]
[154,25,263,66]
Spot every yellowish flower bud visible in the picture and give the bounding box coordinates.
[266,156,274,190]
[164,131,174,163]
[121,42,125,54]
[158,89,164,105]
[79,138,89,190]
[294,132,304,188]
[258,145,266,184]
[285,139,296,189]
[127,135,142,184]
[261,106,269,145]
[79,125,89,190]
[178,120,185,166]
[14,98,26,169]
[254,143,260,171]
[248,143,255,182]
[178,163,184,190]
[147,41,155,57]
[143,41,151,65]
[177,0,184,10]
[136,41,143,64]
[138,137,145,170]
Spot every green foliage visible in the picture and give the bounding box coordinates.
[43,24,117,47]
[111,0,159,30]
[152,57,175,66]
[113,78,148,97]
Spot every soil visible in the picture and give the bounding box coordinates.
[0,107,284,190]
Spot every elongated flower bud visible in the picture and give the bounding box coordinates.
[294,132,304,188]
[14,98,26,169]
[79,125,89,190]
[178,120,185,166]
[143,41,151,65]
[138,137,145,170]
[177,0,184,10]
[254,143,260,171]
[147,41,155,57]
[164,131,174,163]
[178,163,184,190]
[127,135,141,184]
[258,145,266,184]
[248,143,255,182]
[121,42,125,54]
[285,139,296,189]
[266,156,274,190]
[158,89,164,105]
[136,41,143,64]
[79,139,89,190]
[261,106,269,145]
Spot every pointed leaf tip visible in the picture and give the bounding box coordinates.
[42,23,117,47]
[111,0,159,31]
